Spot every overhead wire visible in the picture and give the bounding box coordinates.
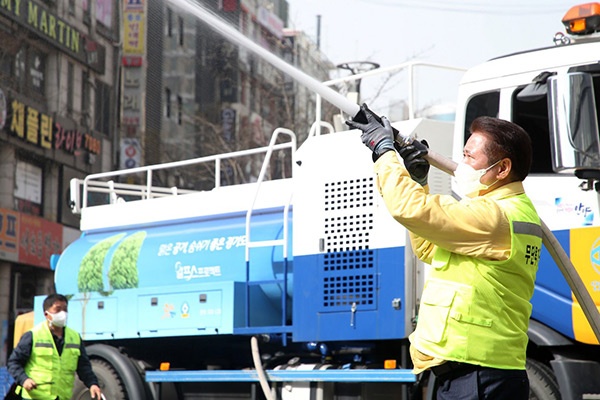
[353,0,573,15]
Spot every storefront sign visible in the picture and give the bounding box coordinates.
[8,98,102,155]
[0,0,106,73]
[19,212,62,268]
[0,208,63,268]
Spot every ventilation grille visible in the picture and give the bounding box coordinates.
[322,250,375,310]
[323,177,374,253]
[321,177,376,311]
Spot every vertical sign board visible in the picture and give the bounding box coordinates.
[0,209,19,262]
[122,0,146,164]
[120,138,142,169]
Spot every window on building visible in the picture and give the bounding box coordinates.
[14,159,43,216]
[97,0,113,29]
[165,88,171,118]
[241,11,248,34]
[67,62,74,116]
[94,79,112,135]
[177,95,182,125]
[81,71,90,127]
[13,47,46,98]
[83,0,91,24]
[178,16,184,46]
[0,50,12,85]
[14,48,26,92]
[240,73,247,106]
[167,8,173,37]
[199,36,206,67]
[68,0,76,15]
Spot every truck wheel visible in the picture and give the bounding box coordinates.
[526,358,560,400]
[72,359,127,400]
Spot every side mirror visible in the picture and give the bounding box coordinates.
[548,72,600,177]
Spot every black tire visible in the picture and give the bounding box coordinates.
[71,359,127,400]
[526,358,561,400]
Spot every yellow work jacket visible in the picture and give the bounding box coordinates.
[22,322,81,400]
[410,193,542,369]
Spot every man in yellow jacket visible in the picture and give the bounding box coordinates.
[347,105,541,400]
[7,294,102,400]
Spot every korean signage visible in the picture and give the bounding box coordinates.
[0,0,106,73]
[121,0,145,150]
[123,0,145,55]
[0,208,63,268]
[7,97,102,156]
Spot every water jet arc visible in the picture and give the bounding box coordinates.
[169,0,360,118]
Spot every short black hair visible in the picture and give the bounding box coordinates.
[470,116,533,181]
[43,294,68,312]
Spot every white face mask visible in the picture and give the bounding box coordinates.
[48,311,68,328]
[453,160,500,198]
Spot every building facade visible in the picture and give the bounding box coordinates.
[120,0,335,190]
[0,0,336,366]
[0,0,119,363]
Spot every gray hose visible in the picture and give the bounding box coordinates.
[251,336,274,400]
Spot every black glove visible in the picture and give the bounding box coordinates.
[345,104,395,161]
[395,139,430,186]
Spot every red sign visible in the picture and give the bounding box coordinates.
[122,56,143,67]
[0,208,64,269]
[18,212,63,269]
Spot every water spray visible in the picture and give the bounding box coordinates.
[168,0,457,175]
[169,0,359,118]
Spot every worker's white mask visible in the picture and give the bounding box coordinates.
[453,160,500,198]
[48,311,68,328]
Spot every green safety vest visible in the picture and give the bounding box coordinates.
[410,193,542,370]
[22,322,81,400]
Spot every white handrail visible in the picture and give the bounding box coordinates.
[245,128,296,262]
[75,130,297,212]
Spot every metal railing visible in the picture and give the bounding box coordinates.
[70,129,297,214]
